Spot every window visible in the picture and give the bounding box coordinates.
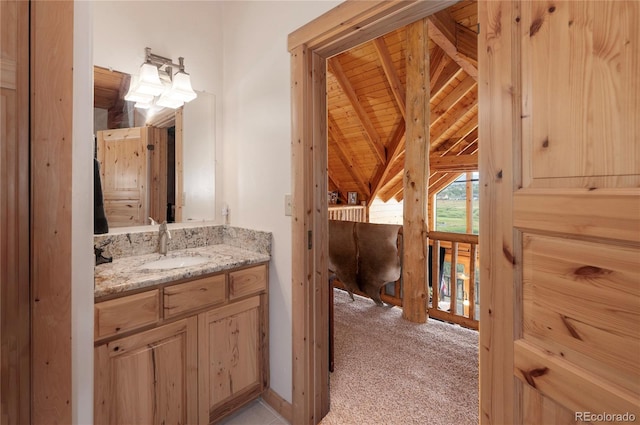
[434,172,479,234]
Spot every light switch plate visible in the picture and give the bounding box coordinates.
[285,194,292,216]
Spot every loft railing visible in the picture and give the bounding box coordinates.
[328,205,366,222]
[332,225,479,330]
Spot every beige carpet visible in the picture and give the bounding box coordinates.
[320,289,479,425]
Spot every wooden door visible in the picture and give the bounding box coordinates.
[97,127,149,227]
[148,126,169,223]
[480,1,640,423]
[198,297,263,424]
[94,318,198,425]
[1,1,30,423]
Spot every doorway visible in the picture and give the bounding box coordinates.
[288,1,465,423]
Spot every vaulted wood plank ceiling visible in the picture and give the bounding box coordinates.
[327,0,478,205]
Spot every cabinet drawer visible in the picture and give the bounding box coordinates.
[95,290,159,339]
[229,264,267,299]
[164,274,226,318]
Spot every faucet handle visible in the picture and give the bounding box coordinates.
[149,217,158,225]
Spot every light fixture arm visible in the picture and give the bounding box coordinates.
[145,47,182,71]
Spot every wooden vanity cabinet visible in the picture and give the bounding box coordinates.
[94,318,198,425]
[94,263,268,425]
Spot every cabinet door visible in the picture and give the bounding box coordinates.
[198,296,264,423]
[94,317,198,425]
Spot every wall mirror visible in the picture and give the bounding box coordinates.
[93,65,215,230]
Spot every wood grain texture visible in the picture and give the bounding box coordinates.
[312,50,331,420]
[478,1,520,423]
[1,1,30,423]
[515,340,639,417]
[521,1,640,187]
[229,265,266,300]
[94,318,198,425]
[174,108,184,223]
[402,18,429,323]
[31,2,74,423]
[97,127,148,227]
[523,233,640,395]
[148,127,168,223]
[199,296,262,422]
[94,290,159,339]
[164,274,226,318]
[514,0,639,422]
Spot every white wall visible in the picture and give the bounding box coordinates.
[220,0,341,402]
[87,0,343,406]
[93,1,224,224]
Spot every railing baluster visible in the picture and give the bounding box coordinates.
[450,242,458,316]
[469,243,477,321]
[432,239,440,310]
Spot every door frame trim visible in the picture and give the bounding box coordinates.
[288,1,458,423]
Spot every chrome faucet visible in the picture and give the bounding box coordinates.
[158,221,172,255]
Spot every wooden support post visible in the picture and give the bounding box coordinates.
[450,242,458,315]
[466,172,473,233]
[468,243,477,321]
[402,18,430,324]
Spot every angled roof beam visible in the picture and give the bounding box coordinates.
[372,37,406,120]
[368,120,406,205]
[430,99,478,150]
[428,10,478,80]
[328,113,372,197]
[429,45,448,93]
[430,153,478,172]
[430,75,476,126]
[429,172,463,196]
[431,59,462,99]
[328,58,386,163]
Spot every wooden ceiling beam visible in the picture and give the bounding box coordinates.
[429,45,447,93]
[381,177,404,203]
[367,120,405,205]
[429,172,463,196]
[372,37,406,120]
[430,97,478,150]
[427,9,478,80]
[430,153,478,172]
[430,74,476,126]
[436,126,478,157]
[328,58,386,163]
[431,62,463,101]
[328,113,372,197]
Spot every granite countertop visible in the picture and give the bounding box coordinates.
[95,244,270,299]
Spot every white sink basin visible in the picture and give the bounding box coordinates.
[140,255,209,270]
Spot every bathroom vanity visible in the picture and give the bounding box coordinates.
[93,225,271,424]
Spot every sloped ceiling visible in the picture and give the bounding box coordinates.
[327,0,478,205]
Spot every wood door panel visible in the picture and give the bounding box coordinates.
[522,233,640,394]
[522,385,577,425]
[513,0,640,421]
[199,296,261,420]
[97,127,148,226]
[481,1,640,422]
[514,189,640,243]
[95,318,198,425]
[515,340,639,417]
[521,1,640,183]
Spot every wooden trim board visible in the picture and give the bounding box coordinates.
[289,1,456,423]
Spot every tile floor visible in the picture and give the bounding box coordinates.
[218,398,289,425]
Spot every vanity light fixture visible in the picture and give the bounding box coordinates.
[125,47,197,110]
